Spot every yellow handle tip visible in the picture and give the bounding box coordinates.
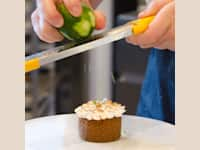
[131,16,155,35]
[25,58,40,73]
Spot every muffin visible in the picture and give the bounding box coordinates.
[74,99,126,142]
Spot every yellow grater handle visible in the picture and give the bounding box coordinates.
[25,58,40,73]
[131,16,155,35]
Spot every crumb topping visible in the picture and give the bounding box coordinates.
[74,99,126,120]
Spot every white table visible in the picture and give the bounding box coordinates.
[25,114,175,150]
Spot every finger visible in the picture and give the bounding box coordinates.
[81,0,92,7]
[88,0,102,8]
[153,41,170,50]
[31,9,40,34]
[154,28,174,50]
[81,0,102,9]
[31,9,48,42]
[31,10,52,42]
[136,26,174,50]
[126,16,169,47]
[126,36,138,45]
[63,0,82,17]
[94,10,106,30]
[139,31,169,49]
[38,18,64,43]
[32,9,64,43]
[37,0,63,28]
[139,0,173,18]
[139,25,173,50]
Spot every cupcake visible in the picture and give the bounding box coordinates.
[74,99,126,142]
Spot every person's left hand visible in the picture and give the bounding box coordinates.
[126,0,175,51]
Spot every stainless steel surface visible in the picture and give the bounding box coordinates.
[26,23,132,67]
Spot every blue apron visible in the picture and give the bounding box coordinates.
[136,48,175,124]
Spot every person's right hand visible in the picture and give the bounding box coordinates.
[126,0,175,50]
[31,0,106,43]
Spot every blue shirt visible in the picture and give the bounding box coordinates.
[136,48,175,124]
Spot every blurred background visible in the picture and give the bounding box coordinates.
[25,0,150,120]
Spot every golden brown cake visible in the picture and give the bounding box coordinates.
[74,100,126,142]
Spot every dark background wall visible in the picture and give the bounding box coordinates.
[113,1,150,115]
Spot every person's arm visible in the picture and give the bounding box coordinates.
[31,0,105,43]
[126,0,175,51]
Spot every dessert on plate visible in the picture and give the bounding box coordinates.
[74,99,126,142]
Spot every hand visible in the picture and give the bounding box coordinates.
[126,0,175,51]
[31,0,106,43]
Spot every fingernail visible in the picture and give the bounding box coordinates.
[55,18,63,27]
[138,12,145,17]
[138,12,144,18]
[71,5,82,17]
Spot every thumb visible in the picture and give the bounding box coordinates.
[139,0,173,18]
[94,10,106,30]
[63,0,82,17]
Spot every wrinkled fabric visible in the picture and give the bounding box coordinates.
[136,48,175,124]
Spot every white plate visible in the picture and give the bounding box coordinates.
[25,114,175,150]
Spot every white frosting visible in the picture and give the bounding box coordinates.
[74,100,126,120]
